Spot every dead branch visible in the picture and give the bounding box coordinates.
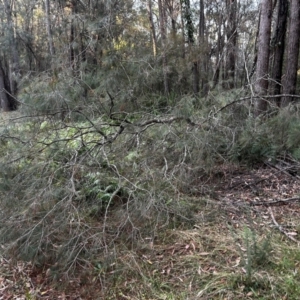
[268,207,299,243]
[264,160,300,180]
[251,197,300,206]
[138,116,195,127]
[214,94,300,115]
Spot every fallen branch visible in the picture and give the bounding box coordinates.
[251,197,300,206]
[264,160,300,180]
[138,116,195,127]
[268,207,298,243]
[215,94,300,115]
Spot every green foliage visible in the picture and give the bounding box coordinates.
[230,122,277,164]
[19,72,89,117]
[229,110,300,164]
[0,109,198,282]
[78,171,128,219]
[227,226,274,296]
[3,85,300,298]
[242,228,273,279]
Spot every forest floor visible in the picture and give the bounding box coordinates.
[1,162,300,299]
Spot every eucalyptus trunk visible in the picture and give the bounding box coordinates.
[213,14,224,89]
[269,0,288,106]
[182,0,199,94]
[147,0,158,57]
[45,0,55,56]
[158,0,169,94]
[281,0,300,107]
[224,0,237,89]
[199,0,208,96]
[3,0,20,96]
[70,1,76,69]
[0,65,10,112]
[254,0,272,116]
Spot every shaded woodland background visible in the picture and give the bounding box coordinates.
[0,0,298,114]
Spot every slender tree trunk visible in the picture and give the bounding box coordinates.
[165,0,179,42]
[254,0,272,116]
[269,0,288,106]
[192,62,200,95]
[189,7,199,95]
[180,3,186,59]
[69,0,77,70]
[0,65,10,112]
[182,0,194,44]
[3,0,20,96]
[171,16,176,41]
[213,14,224,88]
[248,8,261,82]
[182,0,199,94]
[224,0,237,89]
[80,30,86,63]
[281,0,300,107]
[147,0,158,57]
[45,0,55,56]
[198,0,205,39]
[158,0,169,94]
[0,61,17,111]
[199,0,208,96]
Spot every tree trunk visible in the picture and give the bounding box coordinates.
[147,0,158,57]
[192,62,199,95]
[3,0,20,96]
[69,0,77,70]
[0,65,10,112]
[165,0,178,42]
[158,0,169,94]
[254,0,272,116]
[269,0,288,106]
[224,0,237,89]
[180,3,186,59]
[0,62,17,111]
[182,0,194,44]
[182,0,199,94]
[281,0,300,107]
[45,0,55,56]
[199,0,209,96]
[213,14,224,89]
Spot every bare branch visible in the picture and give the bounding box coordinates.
[268,207,299,243]
[251,197,300,206]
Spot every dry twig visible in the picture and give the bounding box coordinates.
[251,197,300,206]
[268,207,298,243]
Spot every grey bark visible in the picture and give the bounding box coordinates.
[254,0,272,116]
[269,0,288,105]
[213,14,224,88]
[224,0,237,89]
[198,0,209,96]
[158,0,169,94]
[3,0,20,95]
[147,0,158,57]
[45,0,55,56]
[70,1,76,69]
[0,66,10,112]
[182,0,199,94]
[281,0,300,107]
